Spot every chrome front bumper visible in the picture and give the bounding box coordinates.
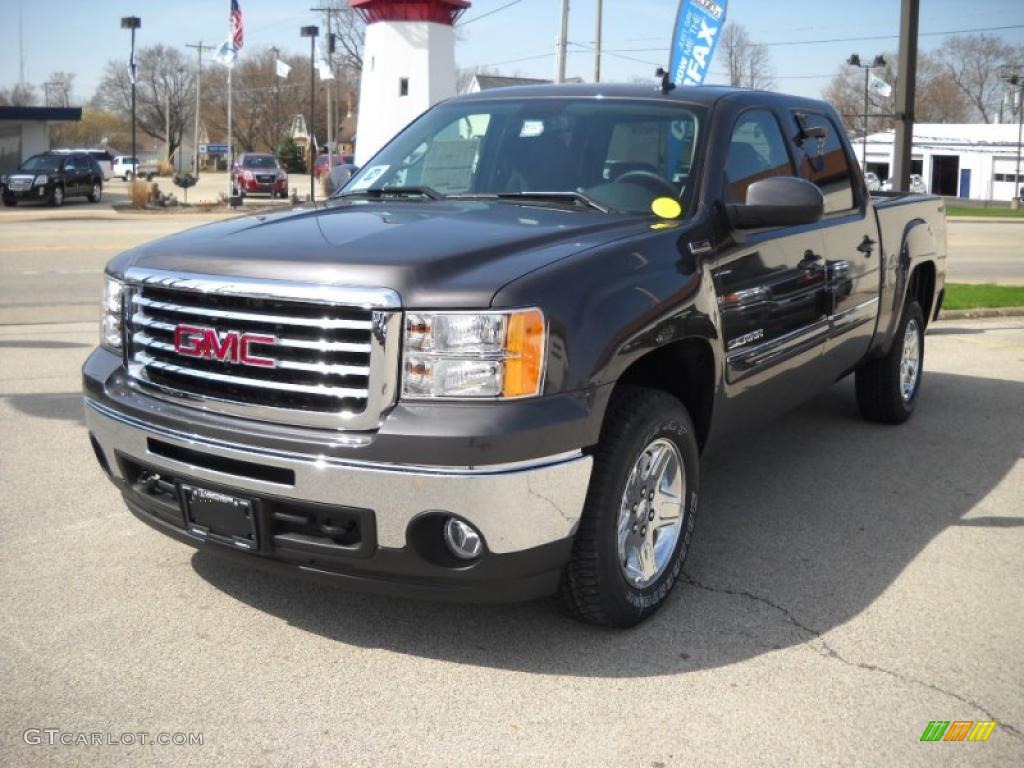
[84,398,592,554]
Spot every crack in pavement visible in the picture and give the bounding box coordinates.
[682,571,1023,741]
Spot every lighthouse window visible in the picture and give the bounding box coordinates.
[399,78,410,97]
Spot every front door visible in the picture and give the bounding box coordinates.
[713,108,830,406]
[787,110,881,375]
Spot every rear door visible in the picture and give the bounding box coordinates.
[786,110,881,375]
[712,108,829,392]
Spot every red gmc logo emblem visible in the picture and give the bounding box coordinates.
[173,324,277,368]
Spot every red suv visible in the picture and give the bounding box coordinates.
[231,153,289,198]
[313,153,355,180]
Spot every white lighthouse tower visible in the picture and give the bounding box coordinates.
[351,0,470,166]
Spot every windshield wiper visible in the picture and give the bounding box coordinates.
[336,186,443,201]
[448,191,612,213]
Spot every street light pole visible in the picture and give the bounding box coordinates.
[847,53,886,173]
[301,25,320,202]
[121,16,142,178]
[1003,71,1024,208]
[594,0,603,83]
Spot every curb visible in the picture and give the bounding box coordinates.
[938,307,1024,319]
[946,216,1024,224]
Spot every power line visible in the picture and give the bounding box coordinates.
[594,23,1024,54]
[459,0,523,27]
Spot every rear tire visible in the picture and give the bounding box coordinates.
[855,300,924,424]
[50,185,64,207]
[2,197,15,207]
[88,181,102,203]
[559,386,699,628]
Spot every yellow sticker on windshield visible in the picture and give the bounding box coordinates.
[651,197,683,219]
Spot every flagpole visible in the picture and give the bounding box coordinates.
[228,64,233,198]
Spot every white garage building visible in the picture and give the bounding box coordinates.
[860,123,1023,201]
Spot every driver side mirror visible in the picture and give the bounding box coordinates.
[726,176,824,229]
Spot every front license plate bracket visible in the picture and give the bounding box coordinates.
[181,485,258,551]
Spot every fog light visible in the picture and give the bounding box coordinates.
[443,517,483,560]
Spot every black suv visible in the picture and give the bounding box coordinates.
[2,151,104,207]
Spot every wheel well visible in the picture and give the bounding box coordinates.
[907,261,936,326]
[614,338,715,451]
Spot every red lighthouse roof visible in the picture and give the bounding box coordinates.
[350,0,470,26]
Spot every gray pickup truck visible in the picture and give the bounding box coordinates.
[83,85,946,627]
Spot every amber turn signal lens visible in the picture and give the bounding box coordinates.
[502,309,546,398]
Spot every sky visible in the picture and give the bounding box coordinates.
[1,0,1022,104]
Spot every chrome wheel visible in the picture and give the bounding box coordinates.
[900,318,920,402]
[617,438,685,587]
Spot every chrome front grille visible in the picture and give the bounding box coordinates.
[123,268,401,430]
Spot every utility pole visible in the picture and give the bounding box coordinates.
[892,0,919,193]
[594,0,602,83]
[270,46,282,159]
[186,42,213,176]
[1001,69,1023,208]
[556,0,570,83]
[18,0,25,86]
[312,6,336,173]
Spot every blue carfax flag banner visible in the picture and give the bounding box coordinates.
[668,0,728,86]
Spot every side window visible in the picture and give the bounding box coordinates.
[791,112,856,213]
[724,110,793,203]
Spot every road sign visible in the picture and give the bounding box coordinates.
[204,143,232,155]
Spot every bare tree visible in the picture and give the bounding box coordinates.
[328,3,366,76]
[94,45,196,157]
[936,33,1015,123]
[719,23,774,90]
[0,83,37,106]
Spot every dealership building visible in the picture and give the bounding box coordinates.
[860,123,1023,201]
[0,105,82,174]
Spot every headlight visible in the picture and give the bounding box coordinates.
[101,276,125,351]
[402,309,546,399]
[34,174,48,186]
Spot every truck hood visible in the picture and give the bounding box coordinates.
[114,200,653,307]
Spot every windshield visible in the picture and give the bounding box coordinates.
[342,98,705,214]
[242,155,278,169]
[20,155,64,172]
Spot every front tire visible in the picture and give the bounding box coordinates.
[855,300,925,424]
[559,386,699,628]
[50,185,64,207]
[88,181,102,203]
[2,197,15,207]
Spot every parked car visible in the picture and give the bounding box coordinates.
[111,155,158,180]
[864,171,880,191]
[909,173,927,194]
[2,151,103,206]
[313,152,355,179]
[231,153,289,198]
[84,85,946,627]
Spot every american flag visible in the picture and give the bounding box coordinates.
[230,0,243,51]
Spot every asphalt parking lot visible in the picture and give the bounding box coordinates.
[0,210,1022,766]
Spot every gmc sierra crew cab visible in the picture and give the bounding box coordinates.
[83,85,946,627]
